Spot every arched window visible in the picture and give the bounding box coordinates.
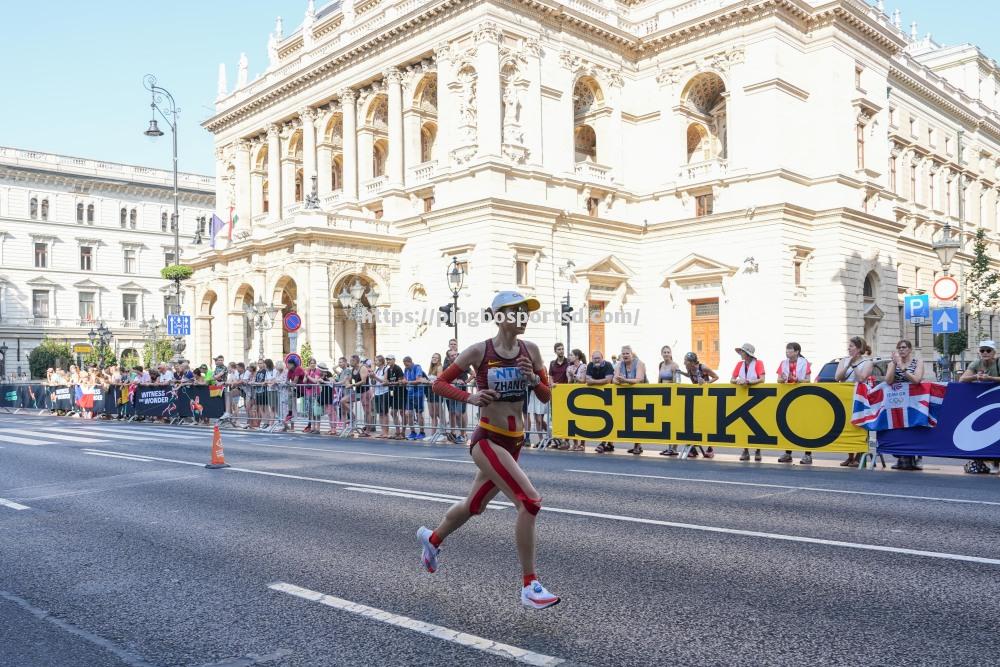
[40,199,49,221]
[30,197,38,219]
[129,208,137,229]
[420,123,437,163]
[87,204,95,224]
[574,125,597,162]
[77,203,84,223]
[332,157,343,191]
[120,208,127,228]
[161,212,168,232]
[373,140,388,178]
[680,72,728,161]
[686,123,712,164]
[863,273,877,301]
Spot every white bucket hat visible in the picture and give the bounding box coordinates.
[979,340,997,351]
[735,343,756,358]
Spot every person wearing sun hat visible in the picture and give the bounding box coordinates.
[960,340,1000,383]
[731,342,766,462]
[417,290,560,610]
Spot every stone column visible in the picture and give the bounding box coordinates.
[403,110,422,176]
[434,45,455,165]
[605,82,624,183]
[281,156,296,211]
[234,140,251,225]
[474,22,502,157]
[523,40,543,166]
[341,89,358,201]
[385,68,405,188]
[214,148,231,220]
[267,125,281,223]
[358,129,374,183]
[301,108,317,189]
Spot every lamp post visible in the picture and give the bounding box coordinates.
[87,322,114,370]
[446,257,464,344]
[0,341,7,379]
[933,224,962,381]
[244,297,281,361]
[337,279,380,358]
[141,74,181,320]
[142,317,164,367]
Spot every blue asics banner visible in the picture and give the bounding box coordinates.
[877,382,1000,458]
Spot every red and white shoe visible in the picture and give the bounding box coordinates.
[417,526,439,573]
[521,580,560,610]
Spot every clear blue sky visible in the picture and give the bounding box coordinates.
[1,1,997,178]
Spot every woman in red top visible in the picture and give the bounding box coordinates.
[417,291,560,610]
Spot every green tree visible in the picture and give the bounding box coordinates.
[27,339,73,379]
[965,227,1000,341]
[120,351,140,370]
[299,341,314,364]
[934,329,969,356]
[83,346,117,369]
[143,340,175,369]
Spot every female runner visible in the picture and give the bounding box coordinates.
[417,291,560,609]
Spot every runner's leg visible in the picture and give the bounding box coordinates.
[471,440,541,577]
[432,469,501,541]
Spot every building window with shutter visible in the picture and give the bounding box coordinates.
[80,246,93,271]
[34,242,48,268]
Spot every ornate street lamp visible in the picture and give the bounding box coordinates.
[141,74,181,319]
[0,341,7,378]
[142,317,164,367]
[244,297,281,361]
[446,257,465,344]
[338,279,379,358]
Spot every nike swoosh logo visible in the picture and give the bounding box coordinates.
[488,360,502,366]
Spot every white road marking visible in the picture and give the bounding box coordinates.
[84,451,154,462]
[346,487,508,509]
[269,582,564,666]
[237,441,473,464]
[82,450,1000,567]
[63,428,158,441]
[566,468,1000,507]
[0,434,55,446]
[0,497,30,510]
[0,428,104,444]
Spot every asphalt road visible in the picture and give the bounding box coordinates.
[2,414,999,667]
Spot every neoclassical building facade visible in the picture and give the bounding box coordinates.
[193,0,1000,371]
[0,147,213,373]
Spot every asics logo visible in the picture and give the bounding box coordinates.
[952,386,1000,452]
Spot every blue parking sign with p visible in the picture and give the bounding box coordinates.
[904,294,929,321]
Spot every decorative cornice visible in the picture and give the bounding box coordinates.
[474,20,501,45]
[383,67,403,85]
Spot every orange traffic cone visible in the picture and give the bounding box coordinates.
[205,424,231,469]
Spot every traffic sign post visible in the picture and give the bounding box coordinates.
[166,314,191,337]
[903,294,929,321]
[932,276,959,302]
[933,307,960,383]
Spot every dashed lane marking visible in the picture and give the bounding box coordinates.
[0,497,31,511]
[269,582,564,666]
[81,449,1000,567]
[566,468,1000,507]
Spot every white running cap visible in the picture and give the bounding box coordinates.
[490,291,540,313]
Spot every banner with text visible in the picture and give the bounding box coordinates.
[551,383,868,452]
[877,382,1000,458]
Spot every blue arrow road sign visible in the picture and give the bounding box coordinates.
[904,294,929,321]
[166,314,191,336]
[931,307,959,334]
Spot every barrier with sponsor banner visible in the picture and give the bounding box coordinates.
[0,383,225,420]
[551,383,868,452]
[877,382,1000,458]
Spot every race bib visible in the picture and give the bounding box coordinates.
[487,366,526,400]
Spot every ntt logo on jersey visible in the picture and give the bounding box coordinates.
[550,383,868,453]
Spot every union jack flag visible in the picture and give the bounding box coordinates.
[851,381,947,430]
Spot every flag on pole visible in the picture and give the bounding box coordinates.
[209,214,226,248]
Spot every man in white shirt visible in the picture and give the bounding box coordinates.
[159,363,175,383]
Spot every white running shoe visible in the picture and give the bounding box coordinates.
[521,580,560,610]
[417,526,439,573]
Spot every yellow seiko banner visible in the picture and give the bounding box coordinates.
[551,383,867,453]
